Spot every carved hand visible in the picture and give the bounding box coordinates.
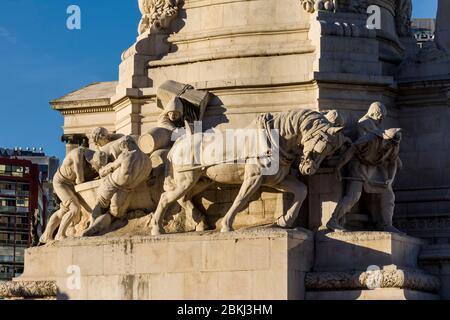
[99,166,112,178]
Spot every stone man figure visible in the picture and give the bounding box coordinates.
[90,127,144,166]
[326,128,403,234]
[157,97,186,131]
[83,136,152,236]
[39,148,108,243]
[90,127,125,154]
[156,80,209,134]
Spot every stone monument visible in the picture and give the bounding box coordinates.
[1,0,450,300]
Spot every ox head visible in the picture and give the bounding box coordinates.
[299,126,346,175]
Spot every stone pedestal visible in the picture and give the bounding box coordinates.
[15,227,313,300]
[305,232,441,300]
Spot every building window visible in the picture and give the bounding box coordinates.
[12,166,24,177]
[0,165,25,177]
[16,198,29,208]
[0,182,15,190]
[0,165,11,176]
[0,216,7,225]
[16,184,29,192]
[0,255,13,263]
[0,198,16,209]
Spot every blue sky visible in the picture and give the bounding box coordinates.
[0,0,439,161]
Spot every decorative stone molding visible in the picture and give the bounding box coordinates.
[138,0,181,35]
[60,106,114,115]
[61,134,89,147]
[300,0,335,13]
[344,0,368,13]
[306,267,441,293]
[412,44,450,64]
[0,281,57,299]
[318,20,376,38]
[300,0,368,14]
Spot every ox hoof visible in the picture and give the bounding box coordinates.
[55,235,66,242]
[195,220,208,232]
[39,235,51,244]
[82,228,95,237]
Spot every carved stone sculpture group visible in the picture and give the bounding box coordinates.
[40,81,404,244]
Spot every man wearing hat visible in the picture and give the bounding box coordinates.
[156,80,210,133]
[327,127,404,234]
[157,97,186,131]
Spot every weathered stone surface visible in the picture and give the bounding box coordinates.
[43,0,450,300]
[18,227,314,300]
[435,0,450,53]
[307,231,440,300]
[306,268,440,293]
[314,231,425,272]
[306,289,439,301]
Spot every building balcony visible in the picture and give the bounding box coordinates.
[0,239,29,246]
[0,189,15,196]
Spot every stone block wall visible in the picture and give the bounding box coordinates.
[394,81,450,243]
[18,229,314,300]
[193,187,288,231]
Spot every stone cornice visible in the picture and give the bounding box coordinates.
[58,106,114,115]
[149,45,315,68]
[0,281,57,299]
[168,23,310,44]
[184,0,257,9]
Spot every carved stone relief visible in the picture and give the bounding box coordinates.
[138,0,180,35]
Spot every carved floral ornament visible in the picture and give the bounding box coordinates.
[300,0,336,13]
[138,0,180,34]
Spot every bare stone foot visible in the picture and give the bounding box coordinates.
[83,214,113,237]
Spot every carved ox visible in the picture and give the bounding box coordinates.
[150,109,347,235]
